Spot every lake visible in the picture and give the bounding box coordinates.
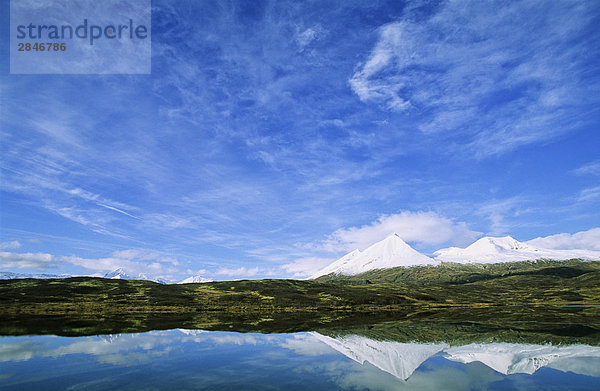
[2,328,600,390]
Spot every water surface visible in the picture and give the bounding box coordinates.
[2,329,600,390]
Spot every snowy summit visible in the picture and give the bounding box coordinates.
[103,268,132,280]
[310,233,433,279]
[177,275,213,284]
[434,236,600,264]
[312,233,600,279]
[103,268,167,284]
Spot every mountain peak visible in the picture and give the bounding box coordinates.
[385,232,403,240]
[311,333,448,380]
[311,235,433,279]
[435,235,600,263]
[102,268,169,284]
[103,268,131,279]
[469,236,527,252]
[178,275,213,284]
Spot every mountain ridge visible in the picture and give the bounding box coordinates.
[0,271,72,280]
[313,234,600,279]
[434,235,600,264]
[177,275,213,284]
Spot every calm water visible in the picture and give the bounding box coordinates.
[2,330,600,390]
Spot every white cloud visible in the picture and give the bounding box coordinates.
[0,332,171,364]
[0,240,21,250]
[0,252,56,270]
[578,186,600,202]
[320,211,481,252]
[349,22,413,111]
[279,334,337,356]
[66,249,180,277]
[214,266,260,278]
[527,227,600,251]
[573,160,600,176]
[0,248,179,278]
[476,198,526,235]
[280,257,335,279]
[296,27,322,47]
[143,213,193,230]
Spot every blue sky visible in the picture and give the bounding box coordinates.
[1,0,599,281]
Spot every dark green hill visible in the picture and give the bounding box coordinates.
[315,258,600,285]
[1,259,599,337]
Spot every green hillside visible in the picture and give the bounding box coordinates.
[315,258,600,285]
[1,259,599,337]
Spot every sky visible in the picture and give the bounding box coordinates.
[1,0,599,281]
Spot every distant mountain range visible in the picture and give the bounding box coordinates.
[103,268,212,284]
[4,233,599,282]
[311,233,600,278]
[0,271,71,280]
[102,268,170,284]
[177,275,213,284]
[0,268,212,285]
[434,235,600,263]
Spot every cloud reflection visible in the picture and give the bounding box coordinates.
[1,330,599,390]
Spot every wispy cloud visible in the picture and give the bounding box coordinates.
[350,1,599,156]
[214,266,261,278]
[296,26,324,48]
[476,197,529,235]
[1,1,598,280]
[578,186,600,202]
[0,240,21,250]
[573,160,600,176]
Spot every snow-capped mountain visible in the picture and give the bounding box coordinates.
[311,233,600,279]
[103,268,132,279]
[177,329,208,336]
[444,343,600,376]
[434,236,600,264]
[311,334,600,380]
[311,333,448,380]
[177,275,213,284]
[310,233,434,279]
[0,271,71,280]
[103,268,168,284]
[310,249,362,279]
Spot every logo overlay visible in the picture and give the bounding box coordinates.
[10,0,151,74]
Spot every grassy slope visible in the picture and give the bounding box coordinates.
[315,258,600,285]
[1,259,599,337]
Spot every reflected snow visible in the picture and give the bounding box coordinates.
[1,329,600,390]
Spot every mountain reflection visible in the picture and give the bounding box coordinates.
[311,333,600,380]
[311,333,448,380]
[2,329,600,390]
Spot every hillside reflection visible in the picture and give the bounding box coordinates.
[2,325,600,390]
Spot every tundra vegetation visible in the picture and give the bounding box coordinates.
[1,259,599,344]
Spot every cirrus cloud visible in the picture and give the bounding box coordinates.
[0,240,21,250]
[350,1,599,156]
